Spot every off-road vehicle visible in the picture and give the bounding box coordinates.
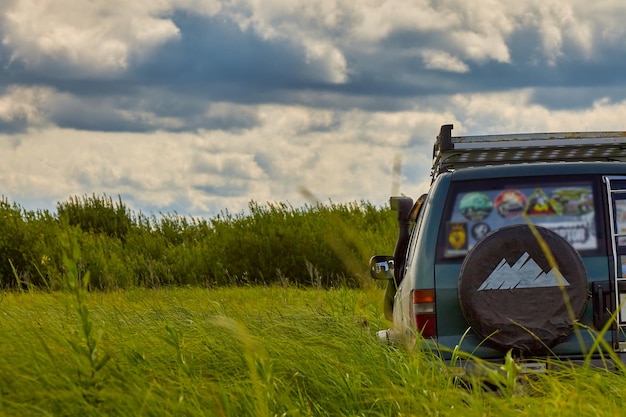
[370,124,626,370]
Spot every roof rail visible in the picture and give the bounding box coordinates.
[432,124,626,177]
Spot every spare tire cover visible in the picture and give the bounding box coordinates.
[458,224,587,353]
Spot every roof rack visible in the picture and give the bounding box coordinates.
[432,124,626,177]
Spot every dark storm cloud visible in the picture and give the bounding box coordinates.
[48,91,260,133]
[448,27,626,109]
[338,23,626,110]
[0,12,341,132]
[51,99,157,133]
[0,11,485,116]
[530,87,626,111]
[521,40,626,110]
[0,117,28,134]
[3,4,626,134]
[131,12,331,96]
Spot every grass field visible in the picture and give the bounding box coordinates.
[2,286,626,417]
[3,195,626,415]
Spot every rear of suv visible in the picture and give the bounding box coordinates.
[370,124,626,369]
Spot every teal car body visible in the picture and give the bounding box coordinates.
[372,125,626,366]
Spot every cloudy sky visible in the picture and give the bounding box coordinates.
[2,0,626,217]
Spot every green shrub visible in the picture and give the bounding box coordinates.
[0,195,396,290]
[57,194,132,240]
[0,198,59,288]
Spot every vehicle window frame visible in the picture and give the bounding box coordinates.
[435,174,606,263]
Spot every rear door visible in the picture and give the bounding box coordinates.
[434,174,607,357]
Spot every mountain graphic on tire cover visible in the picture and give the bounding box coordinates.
[477,252,570,291]
[458,224,588,354]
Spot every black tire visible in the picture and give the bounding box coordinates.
[458,224,588,354]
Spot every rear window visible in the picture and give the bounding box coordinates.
[438,175,603,260]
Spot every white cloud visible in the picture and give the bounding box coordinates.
[451,30,512,64]
[224,0,351,83]
[0,103,439,215]
[450,89,626,134]
[421,50,469,73]
[3,0,624,79]
[2,0,626,218]
[0,85,54,125]
[2,0,183,74]
[2,91,626,216]
[523,1,593,65]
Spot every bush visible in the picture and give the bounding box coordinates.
[57,194,132,240]
[0,195,397,290]
[0,198,59,288]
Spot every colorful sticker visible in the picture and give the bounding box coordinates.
[525,188,558,217]
[495,190,526,219]
[447,222,468,251]
[471,222,491,241]
[459,192,493,221]
[537,221,597,250]
[550,188,593,216]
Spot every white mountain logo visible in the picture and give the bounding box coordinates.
[477,252,569,291]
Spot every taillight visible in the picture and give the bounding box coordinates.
[412,289,437,338]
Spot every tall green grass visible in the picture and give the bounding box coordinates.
[0,194,396,290]
[1,228,625,416]
[3,194,625,416]
[2,287,626,416]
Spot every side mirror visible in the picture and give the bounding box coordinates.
[369,255,395,280]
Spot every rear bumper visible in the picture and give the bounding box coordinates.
[446,352,626,377]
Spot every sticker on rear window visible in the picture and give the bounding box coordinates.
[495,190,526,219]
[551,188,594,216]
[525,188,558,217]
[443,181,598,259]
[446,222,468,251]
[536,221,595,249]
[471,222,491,241]
[459,192,492,221]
